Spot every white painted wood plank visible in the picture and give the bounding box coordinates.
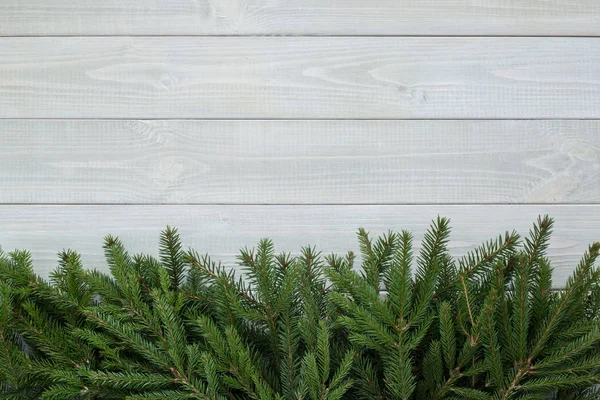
[1,120,599,204]
[0,0,599,36]
[1,37,599,119]
[0,205,597,288]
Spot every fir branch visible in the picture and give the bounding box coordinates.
[357,229,396,292]
[159,226,186,292]
[439,302,457,371]
[185,251,260,310]
[530,242,600,360]
[2,218,599,399]
[385,335,415,400]
[511,255,531,364]
[385,230,413,324]
[458,231,520,279]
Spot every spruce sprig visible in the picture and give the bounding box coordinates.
[0,216,599,399]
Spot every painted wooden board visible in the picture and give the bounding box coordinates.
[1,119,599,204]
[0,0,599,36]
[0,205,598,288]
[1,37,599,119]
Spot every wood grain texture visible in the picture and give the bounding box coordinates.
[1,37,599,119]
[0,205,597,287]
[1,119,599,204]
[0,0,599,36]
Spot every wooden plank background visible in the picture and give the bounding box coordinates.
[1,119,598,204]
[1,0,599,36]
[1,37,599,119]
[0,1,598,285]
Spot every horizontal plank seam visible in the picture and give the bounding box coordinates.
[2,118,600,122]
[1,203,598,207]
[1,34,600,38]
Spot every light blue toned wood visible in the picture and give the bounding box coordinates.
[1,37,599,118]
[0,0,598,36]
[0,119,598,204]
